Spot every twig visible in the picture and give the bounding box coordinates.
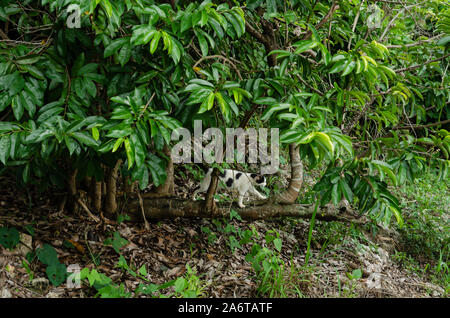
[348,0,365,50]
[385,35,441,48]
[296,74,324,96]
[193,55,243,81]
[379,1,426,42]
[77,198,101,223]
[395,53,450,73]
[137,192,150,230]
[0,29,9,40]
[392,118,450,130]
[139,92,156,120]
[302,1,340,40]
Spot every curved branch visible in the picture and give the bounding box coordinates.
[272,144,303,204]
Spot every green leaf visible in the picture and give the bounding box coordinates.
[341,60,356,76]
[0,227,20,249]
[20,65,45,80]
[149,31,161,54]
[15,55,41,65]
[0,135,11,164]
[180,13,192,33]
[196,30,208,56]
[21,90,36,117]
[0,72,24,96]
[390,206,403,227]
[147,154,166,187]
[331,183,340,206]
[11,95,24,120]
[112,137,124,152]
[261,103,291,121]
[215,91,230,121]
[273,238,282,252]
[190,78,215,88]
[329,59,348,74]
[314,132,334,154]
[198,92,215,113]
[293,40,318,54]
[338,178,353,203]
[92,127,99,141]
[139,265,147,276]
[72,132,99,147]
[131,26,156,45]
[104,38,129,58]
[36,244,59,266]
[174,277,186,293]
[161,31,173,54]
[118,43,132,66]
[254,97,277,105]
[124,138,134,169]
[46,263,67,287]
[84,78,97,98]
[437,35,450,46]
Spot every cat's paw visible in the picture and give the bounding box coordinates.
[238,203,246,208]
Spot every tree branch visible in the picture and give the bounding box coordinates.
[395,53,450,73]
[385,35,441,48]
[392,119,450,130]
[193,55,243,81]
[302,1,340,40]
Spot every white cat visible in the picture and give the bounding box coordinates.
[193,168,267,208]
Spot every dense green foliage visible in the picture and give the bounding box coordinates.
[0,0,449,225]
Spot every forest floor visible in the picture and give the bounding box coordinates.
[0,171,448,298]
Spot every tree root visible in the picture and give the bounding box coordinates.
[123,197,366,224]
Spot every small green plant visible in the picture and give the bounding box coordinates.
[0,226,20,250]
[80,267,131,298]
[35,243,67,287]
[393,172,449,291]
[104,231,129,253]
[245,230,287,297]
[173,264,208,298]
[201,209,256,253]
[21,259,34,281]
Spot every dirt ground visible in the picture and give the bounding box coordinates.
[0,174,445,298]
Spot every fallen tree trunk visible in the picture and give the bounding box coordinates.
[123,197,366,224]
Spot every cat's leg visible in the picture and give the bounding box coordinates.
[237,193,246,208]
[192,173,211,201]
[250,187,267,200]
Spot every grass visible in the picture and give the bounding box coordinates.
[393,172,449,294]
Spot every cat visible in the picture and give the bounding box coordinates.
[192,168,267,208]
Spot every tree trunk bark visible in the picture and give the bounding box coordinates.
[272,144,303,204]
[142,144,175,198]
[104,159,122,215]
[90,178,102,212]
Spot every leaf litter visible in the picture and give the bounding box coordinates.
[0,175,446,298]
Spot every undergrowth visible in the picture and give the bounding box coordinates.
[393,172,449,294]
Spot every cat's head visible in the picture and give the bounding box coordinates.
[250,173,266,187]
